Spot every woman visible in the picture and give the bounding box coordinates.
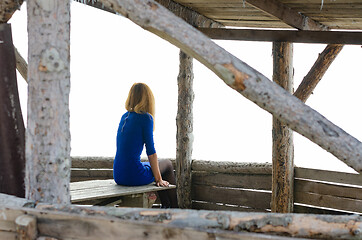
[113,83,178,208]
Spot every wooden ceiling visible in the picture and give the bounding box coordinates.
[173,0,362,30]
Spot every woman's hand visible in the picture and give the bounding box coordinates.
[156,179,169,187]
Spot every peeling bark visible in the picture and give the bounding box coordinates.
[26,0,71,204]
[97,0,362,173]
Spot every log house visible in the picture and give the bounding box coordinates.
[1,0,362,239]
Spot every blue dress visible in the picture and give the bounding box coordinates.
[113,112,156,186]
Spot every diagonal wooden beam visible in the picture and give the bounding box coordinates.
[0,0,24,23]
[294,44,344,102]
[14,46,27,82]
[245,0,328,31]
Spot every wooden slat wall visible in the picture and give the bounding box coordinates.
[71,157,361,214]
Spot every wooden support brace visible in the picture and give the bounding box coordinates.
[0,0,24,23]
[294,44,344,102]
[271,42,294,213]
[26,0,71,204]
[14,46,28,82]
[97,0,362,172]
[176,51,194,208]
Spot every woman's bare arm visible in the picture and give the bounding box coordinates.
[148,153,169,187]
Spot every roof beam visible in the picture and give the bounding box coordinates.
[0,0,24,23]
[245,0,328,30]
[199,28,362,45]
[73,0,223,28]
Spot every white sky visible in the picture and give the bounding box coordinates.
[9,2,362,173]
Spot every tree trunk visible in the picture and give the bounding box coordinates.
[26,0,71,204]
[176,51,194,208]
[0,23,25,198]
[98,0,362,173]
[271,42,294,213]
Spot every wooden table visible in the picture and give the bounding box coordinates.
[70,179,175,208]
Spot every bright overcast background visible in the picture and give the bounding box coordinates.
[9,2,362,173]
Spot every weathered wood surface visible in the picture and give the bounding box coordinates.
[295,167,362,186]
[192,201,268,213]
[176,51,194,209]
[0,23,25,198]
[70,179,175,204]
[294,44,344,102]
[192,160,272,174]
[192,185,271,211]
[14,46,27,82]
[192,172,272,190]
[15,215,37,240]
[26,0,71,204]
[98,0,362,173]
[199,28,362,45]
[1,195,361,239]
[271,42,294,213]
[245,0,328,30]
[0,0,24,23]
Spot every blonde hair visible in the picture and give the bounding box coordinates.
[125,83,155,119]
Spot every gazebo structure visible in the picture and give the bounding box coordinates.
[0,0,361,239]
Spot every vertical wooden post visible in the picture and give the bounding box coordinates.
[271,42,294,213]
[0,23,25,198]
[26,0,71,204]
[176,51,194,208]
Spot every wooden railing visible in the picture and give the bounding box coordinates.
[71,157,362,214]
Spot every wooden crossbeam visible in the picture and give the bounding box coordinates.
[245,0,328,30]
[199,28,362,45]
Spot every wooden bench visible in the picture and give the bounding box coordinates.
[70,179,175,208]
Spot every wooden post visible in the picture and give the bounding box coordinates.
[0,23,26,198]
[15,215,37,240]
[176,51,194,208]
[26,0,71,204]
[271,42,294,213]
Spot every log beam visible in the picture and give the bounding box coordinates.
[294,44,344,102]
[245,0,328,31]
[271,42,294,213]
[1,195,361,240]
[0,0,24,23]
[199,28,362,45]
[176,51,194,208]
[26,0,71,204]
[0,23,25,198]
[97,0,362,172]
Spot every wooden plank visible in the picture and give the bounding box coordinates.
[0,220,15,231]
[14,47,27,82]
[71,157,114,169]
[192,185,271,210]
[295,191,362,213]
[70,180,175,203]
[199,28,362,44]
[192,160,272,174]
[192,172,272,190]
[295,179,362,200]
[293,204,352,215]
[271,41,294,213]
[192,201,268,212]
[295,167,362,186]
[0,231,16,240]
